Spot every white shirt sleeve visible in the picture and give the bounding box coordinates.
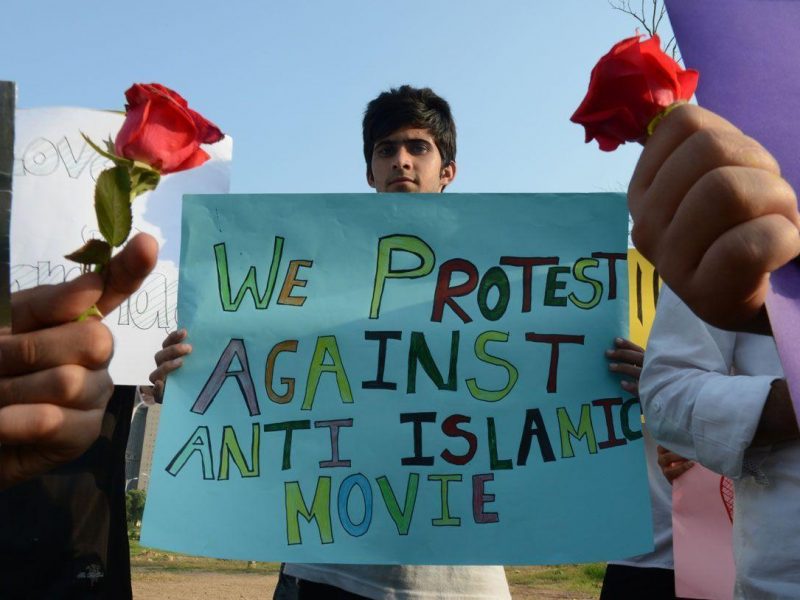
[639,286,778,478]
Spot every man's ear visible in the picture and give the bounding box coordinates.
[367,168,376,189]
[439,160,456,190]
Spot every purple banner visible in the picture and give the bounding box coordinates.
[665,0,800,422]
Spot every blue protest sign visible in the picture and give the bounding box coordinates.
[141,193,651,564]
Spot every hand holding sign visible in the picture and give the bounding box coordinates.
[628,104,800,333]
[606,337,643,395]
[0,232,157,489]
[150,328,193,402]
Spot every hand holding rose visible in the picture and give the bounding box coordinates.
[629,104,800,332]
[574,35,800,331]
[0,233,157,489]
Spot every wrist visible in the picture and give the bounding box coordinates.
[752,378,798,446]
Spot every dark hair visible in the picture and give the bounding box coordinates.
[362,85,457,176]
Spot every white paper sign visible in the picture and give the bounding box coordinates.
[12,107,233,384]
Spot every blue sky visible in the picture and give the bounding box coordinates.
[2,1,673,194]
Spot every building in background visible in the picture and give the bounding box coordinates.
[125,387,161,492]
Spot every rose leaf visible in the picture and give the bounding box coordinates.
[130,162,162,199]
[95,166,133,247]
[64,239,112,265]
[81,132,133,169]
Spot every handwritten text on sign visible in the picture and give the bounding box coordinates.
[141,193,653,565]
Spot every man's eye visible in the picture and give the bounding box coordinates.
[409,142,430,154]
[375,146,395,158]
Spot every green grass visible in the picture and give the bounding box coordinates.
[131,538,605,596]
[504,563,605,596]
[130,540,281,574]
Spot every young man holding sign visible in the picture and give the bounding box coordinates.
[151,86,511,599]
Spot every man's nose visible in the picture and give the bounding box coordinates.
[393,146,412,169]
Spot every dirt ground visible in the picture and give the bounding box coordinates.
[132,570,277,600]
[131,569,596,600]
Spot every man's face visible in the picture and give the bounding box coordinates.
[367,126,456,193]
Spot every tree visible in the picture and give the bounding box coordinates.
[126,489,147,531]
[609,0,678,59]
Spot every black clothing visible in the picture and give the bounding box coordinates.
[600,564,677,600]
[0,386,136,599]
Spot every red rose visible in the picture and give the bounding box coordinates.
[115,83,224,174]
[571,35,698,151]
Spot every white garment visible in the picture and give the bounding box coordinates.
[610,427,674,570]
[283,563,510,599]
[639,285,800,598]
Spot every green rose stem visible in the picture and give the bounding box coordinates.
[77,305,104,321]
[645,100,688,138]
[67,134,161,322]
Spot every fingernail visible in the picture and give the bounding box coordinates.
[605,349,614,357]
[609,363,618,370]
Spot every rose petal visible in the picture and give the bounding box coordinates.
[121,97,198,171]
[146,83,190,108]
[118,82,224,173]
[165,147,211,174]
[571,33,699,150]
[115,100,150,157]
[187,107,224,144]
[676,69,700,100]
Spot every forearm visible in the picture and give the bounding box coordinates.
[640,287,780,476]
